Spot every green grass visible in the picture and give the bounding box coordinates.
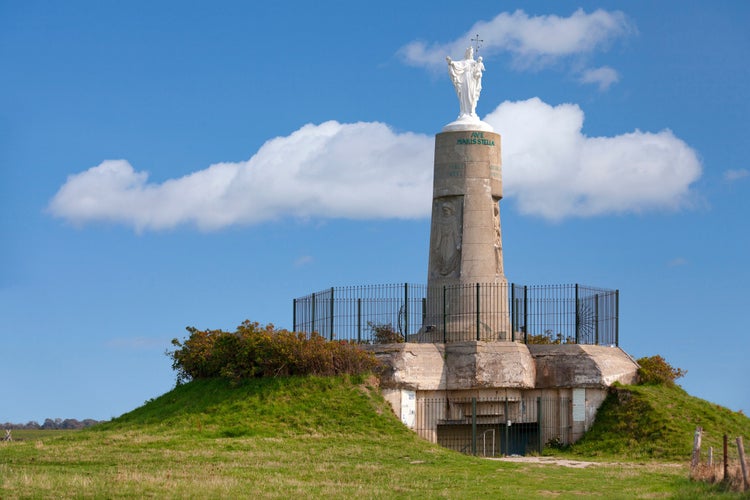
[2,376,748,498]
[567,384,750,461]
[3,429,75,441]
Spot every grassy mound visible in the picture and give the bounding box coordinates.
[97,375,408,438]
[569,384,750,461]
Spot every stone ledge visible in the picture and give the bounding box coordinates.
[367,342,639,391]
[366,341,536,391]
[528,344,638,388]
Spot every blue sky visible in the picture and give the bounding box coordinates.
[2,1,748,423]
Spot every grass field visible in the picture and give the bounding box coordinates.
[2,376,748,498]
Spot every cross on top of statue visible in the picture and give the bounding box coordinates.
[471,34,483,55]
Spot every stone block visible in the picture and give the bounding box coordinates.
[366,343,447,391]
[367,341,535,391]
[528,344,638,388]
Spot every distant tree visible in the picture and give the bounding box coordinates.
[1,419,99,430]
[61,419,81,429]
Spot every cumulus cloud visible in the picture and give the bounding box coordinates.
[49,99,702,230]
[483,98,702,220]
[399,9,633,73]
[49,121,434,231]
[579,66,620,90]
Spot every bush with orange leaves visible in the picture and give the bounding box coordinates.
[168,321,381,384]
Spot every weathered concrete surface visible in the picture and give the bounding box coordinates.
[371,342,638,447]
[370,342,637,391]
[428,131,505,287]
[528,344,639,388]
[444,341,535,389]
[426,131,509,341]
[369,343,447,391]
[367,341,535,391]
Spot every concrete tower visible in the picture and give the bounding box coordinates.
[424,46,509,341]
[427,130,504,287]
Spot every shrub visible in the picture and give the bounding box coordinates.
[636,355,686,386]
[525,330,575,345]
[368,322,404,344]
[168,321,381,384]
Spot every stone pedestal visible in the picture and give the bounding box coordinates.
[425,130,509,340]
[368,342,639,446]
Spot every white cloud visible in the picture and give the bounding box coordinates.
[579,66,620,90]
[294,255,314,267]
[49,121,434,231]
[667,257,688,268]
[49,99,702,230]
[399,9,633,71]
[724,169,749,182]
[483,98,702,220]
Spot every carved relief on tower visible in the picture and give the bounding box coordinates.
[429,196,463,279]
[493,198,504,277]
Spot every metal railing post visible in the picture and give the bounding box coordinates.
[504,399,510,456]
[471,397,477,456]
[523,286,528,344]
[537,397,542,454]
[594,293,600,345]
[476,283,481,341]
[442,285,447,343]
[357,298,362,343]
[329,287,335,341]
[575,283,581,344]
[404,282,409,339]
[292,298,297,333]
[615,289,620,347]
[510,284,515,342]
[311,293,316,334]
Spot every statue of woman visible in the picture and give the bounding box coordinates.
[431,199,461,278]
[446,47,484,120]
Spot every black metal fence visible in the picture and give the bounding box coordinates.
[414,396,571,456]
[292,283,619,346]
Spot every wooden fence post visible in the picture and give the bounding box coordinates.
[724,434,729,482]
[738,436,749,491]
[691,426,702,469]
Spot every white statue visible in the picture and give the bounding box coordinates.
[446,47,484,120]
[443,47,493,132]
